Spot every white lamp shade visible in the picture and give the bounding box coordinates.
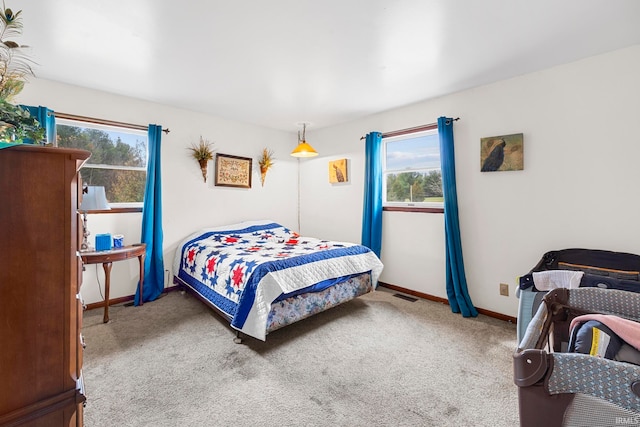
[80,186,111,211]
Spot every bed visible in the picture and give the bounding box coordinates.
[172,220,384,341]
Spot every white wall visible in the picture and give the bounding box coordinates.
[300,45,640,317]
[15,45,640,317]
[17,80,300,304]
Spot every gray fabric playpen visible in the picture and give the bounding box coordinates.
[514,249,640,426]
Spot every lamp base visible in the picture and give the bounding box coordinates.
[80,212,93,252]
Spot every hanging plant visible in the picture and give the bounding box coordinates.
[188,136,215,182]
[258,147,274,187]
[0,4,42,143]
[0,4,35,101]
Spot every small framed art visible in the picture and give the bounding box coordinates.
[214,153,252,188]
[328,158,348,183]
[480,133,524,172]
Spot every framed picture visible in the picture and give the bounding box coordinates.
[328,158,348,183]
[480,133,524,172]
[214,153,252,188]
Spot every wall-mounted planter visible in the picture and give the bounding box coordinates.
[188,136,215,183]
[258,147,274,187]
[198,159,209,182]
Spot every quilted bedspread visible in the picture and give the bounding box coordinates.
[173,220,383,340]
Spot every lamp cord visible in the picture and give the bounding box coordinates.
[297,157,301,233]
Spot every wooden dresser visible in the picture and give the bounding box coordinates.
[0,145,90,427]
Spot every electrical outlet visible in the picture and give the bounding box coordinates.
[499,283,509,296]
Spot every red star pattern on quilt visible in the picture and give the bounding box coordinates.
[206,257,216,274]
[232,265,245,287]
[188,248,196,263]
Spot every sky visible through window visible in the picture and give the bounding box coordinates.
[385,132,440,171]
[108,130,145,150]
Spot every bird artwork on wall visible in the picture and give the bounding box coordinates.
[328,158,348,183]
[480,133,523,172]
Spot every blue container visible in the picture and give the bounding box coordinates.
[95,233,112,251]
[113,234,124,248]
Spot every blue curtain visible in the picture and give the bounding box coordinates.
[361,131,383,257]
[438,117,478,317]
[19,105,55,144]
[135,124,165,305]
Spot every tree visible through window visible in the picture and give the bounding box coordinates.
[383,128,443,207]
[56,119,147,205]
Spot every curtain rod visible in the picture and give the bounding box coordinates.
[55,112,170,134]
[359,117,459,140]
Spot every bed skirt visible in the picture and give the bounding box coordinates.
[174,271,374,338]
[266,272,373,333]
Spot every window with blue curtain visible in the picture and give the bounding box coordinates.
[382,125,443,210]
[56,117,148,206]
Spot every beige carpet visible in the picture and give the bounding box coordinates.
[81,287,519,426]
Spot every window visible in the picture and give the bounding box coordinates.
[383,127,443,209]
[56,118,148,207]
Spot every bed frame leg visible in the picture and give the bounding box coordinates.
[233,331,243,344]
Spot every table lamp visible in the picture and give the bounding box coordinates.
[79,185,110,251]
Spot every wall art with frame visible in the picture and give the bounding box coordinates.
[214,153,252,188]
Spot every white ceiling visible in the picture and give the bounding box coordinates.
[16,0,640,132]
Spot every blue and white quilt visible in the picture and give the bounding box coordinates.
[173,220,383,340]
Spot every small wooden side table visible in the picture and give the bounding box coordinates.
[80,243,146,323]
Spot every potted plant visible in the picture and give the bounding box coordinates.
[0,98,44,142]
[258,147,274,187]
[188,136,215,182]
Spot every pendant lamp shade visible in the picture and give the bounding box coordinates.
[291,141,318,157]
[291,123,318,157]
